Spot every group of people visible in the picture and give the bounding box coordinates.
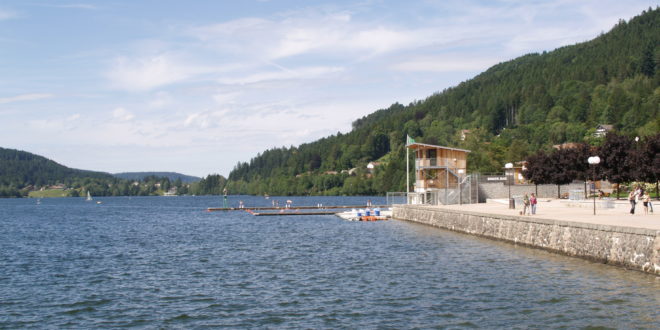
[628,186,653,215]
[521,193,538,215]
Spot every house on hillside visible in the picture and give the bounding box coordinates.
[594,124,613,138]
[366,162,380,173]
[460,129,471,141]
[552,142,580,150]
[406,142,470,203]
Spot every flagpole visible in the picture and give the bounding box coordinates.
[406,136,410,195]
[406,146,410,194]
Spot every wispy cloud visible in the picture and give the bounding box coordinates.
[0,8,17,21]
[188,11,441,61]
[112,107,134,121]
[0,93,53,104]
[392,55,501,73]
[106,54,195,91]
[105,53,243,91]
[217,66,344,85]
[55,4,98,10]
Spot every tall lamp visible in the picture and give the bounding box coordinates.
[587,156,601,215]
[505,163,514,209]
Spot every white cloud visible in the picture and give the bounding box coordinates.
[67,114,81,121]
[212,92,240,105]
[105,52,247,91]
[189,11,441,61]
[0,9,17,21]
[112,107,134,121]
[0,93,53,104]
[217,66,344,85]
[52,4,98,10]
[106,54,194,91]
[147,91,172,109]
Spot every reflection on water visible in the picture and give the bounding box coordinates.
[0,196,658,328]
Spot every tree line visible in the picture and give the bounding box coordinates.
[523,133,659,198]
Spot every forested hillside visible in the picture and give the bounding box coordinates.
[0,147,224,198]
[0,147,114,187]
[226,7,660,196]
[114,172,201,183]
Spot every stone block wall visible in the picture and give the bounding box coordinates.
[393,205,660,275]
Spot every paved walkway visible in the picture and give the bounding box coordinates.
[434,199,660,231]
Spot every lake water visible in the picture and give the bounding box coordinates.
[1,196,659,328]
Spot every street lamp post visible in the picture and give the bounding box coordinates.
[458,169,465,205]
[587,156,601,215]
[505,163,514,209]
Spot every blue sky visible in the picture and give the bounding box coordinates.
[0,1,656,177]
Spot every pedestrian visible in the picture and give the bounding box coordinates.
[649,195,654,214]
[642,191,650,215]
[223,188,228,208]
[530,193,537,215]
[635,185,643,203]
[628,189,636,215]
[522,193,530,215]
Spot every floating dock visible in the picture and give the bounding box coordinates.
[247,210,339,216]
[207,205,389,212]
[207,204,392,220]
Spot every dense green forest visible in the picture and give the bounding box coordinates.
[113,172,201,183]
[0,147,225,198]
[225,7,660,196]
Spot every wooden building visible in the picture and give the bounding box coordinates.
[407,142,470,193]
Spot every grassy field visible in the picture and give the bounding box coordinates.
[28,189,73,198]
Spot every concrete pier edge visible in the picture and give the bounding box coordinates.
[393,204,660,275]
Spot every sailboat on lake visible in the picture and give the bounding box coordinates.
[86,191,93,201]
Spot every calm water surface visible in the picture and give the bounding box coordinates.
[1,196,658,328]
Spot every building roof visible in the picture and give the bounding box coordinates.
[406,142,471,153]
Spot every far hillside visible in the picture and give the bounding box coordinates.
[0,147,221,198]
[114,172,201,183]
[0,147,114,187]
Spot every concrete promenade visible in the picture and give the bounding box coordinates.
[442,199,660,231]
[393,200,660,275]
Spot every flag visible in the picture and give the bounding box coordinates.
[406,135,415,146]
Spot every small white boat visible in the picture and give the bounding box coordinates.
[86,191,93,201]
[336,208,392,221]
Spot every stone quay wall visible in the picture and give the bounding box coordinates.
[393,205,660,275]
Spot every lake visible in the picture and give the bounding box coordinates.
[1,195,658,328]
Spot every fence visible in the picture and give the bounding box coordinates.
[387,175,475,206]
[386,192,407,206]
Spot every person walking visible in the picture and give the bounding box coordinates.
[642,191,650,215]
[628,190,636,215]
[522,193,530,215]
[530,193,537,215]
